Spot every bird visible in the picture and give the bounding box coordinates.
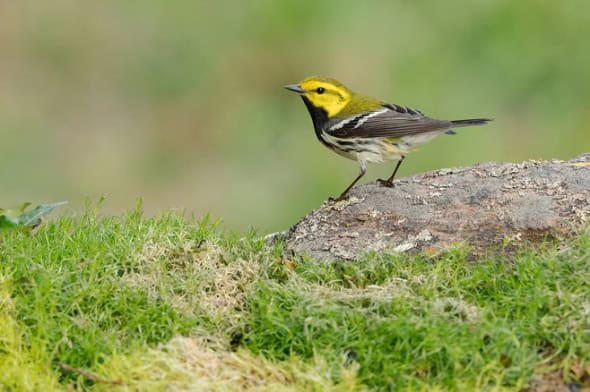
[284,76,492,201]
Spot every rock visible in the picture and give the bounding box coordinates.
[285,153,590,261]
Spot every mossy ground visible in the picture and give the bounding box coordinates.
[1,205,588,391]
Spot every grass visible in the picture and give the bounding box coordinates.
[0,205,588,391]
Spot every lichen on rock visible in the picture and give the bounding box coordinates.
[285,153,590,261]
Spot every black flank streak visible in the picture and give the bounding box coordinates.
[340,147,374,154]
[337,139,374,146]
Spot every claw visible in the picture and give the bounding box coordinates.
[377,179,394,188]
[329,194,349,202]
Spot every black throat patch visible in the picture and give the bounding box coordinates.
[301,96,329,139]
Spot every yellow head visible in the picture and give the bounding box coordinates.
[284,76,352,117]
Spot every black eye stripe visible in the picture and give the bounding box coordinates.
[316,87,325,94]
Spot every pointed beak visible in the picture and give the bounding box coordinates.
[283,84,307,94]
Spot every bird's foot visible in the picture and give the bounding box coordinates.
[377,178,394,188]
[328,194,349,203]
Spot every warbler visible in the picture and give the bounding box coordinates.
[284,76,492,201]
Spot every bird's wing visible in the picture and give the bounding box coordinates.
[326,103,451,138]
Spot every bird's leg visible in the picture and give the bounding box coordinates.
[377,155,405,188]
[330,162,366,202]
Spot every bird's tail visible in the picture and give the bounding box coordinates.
[450,118,493,128]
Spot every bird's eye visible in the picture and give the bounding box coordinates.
[316,87,325,94]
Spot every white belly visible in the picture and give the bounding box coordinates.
[399,131,445,149]
[319,130,446,163]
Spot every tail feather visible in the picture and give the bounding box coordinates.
[450,118,493,128]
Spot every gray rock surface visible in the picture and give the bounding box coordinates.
[285,154,590,260]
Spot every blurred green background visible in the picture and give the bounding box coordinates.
[1,1,589,231]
